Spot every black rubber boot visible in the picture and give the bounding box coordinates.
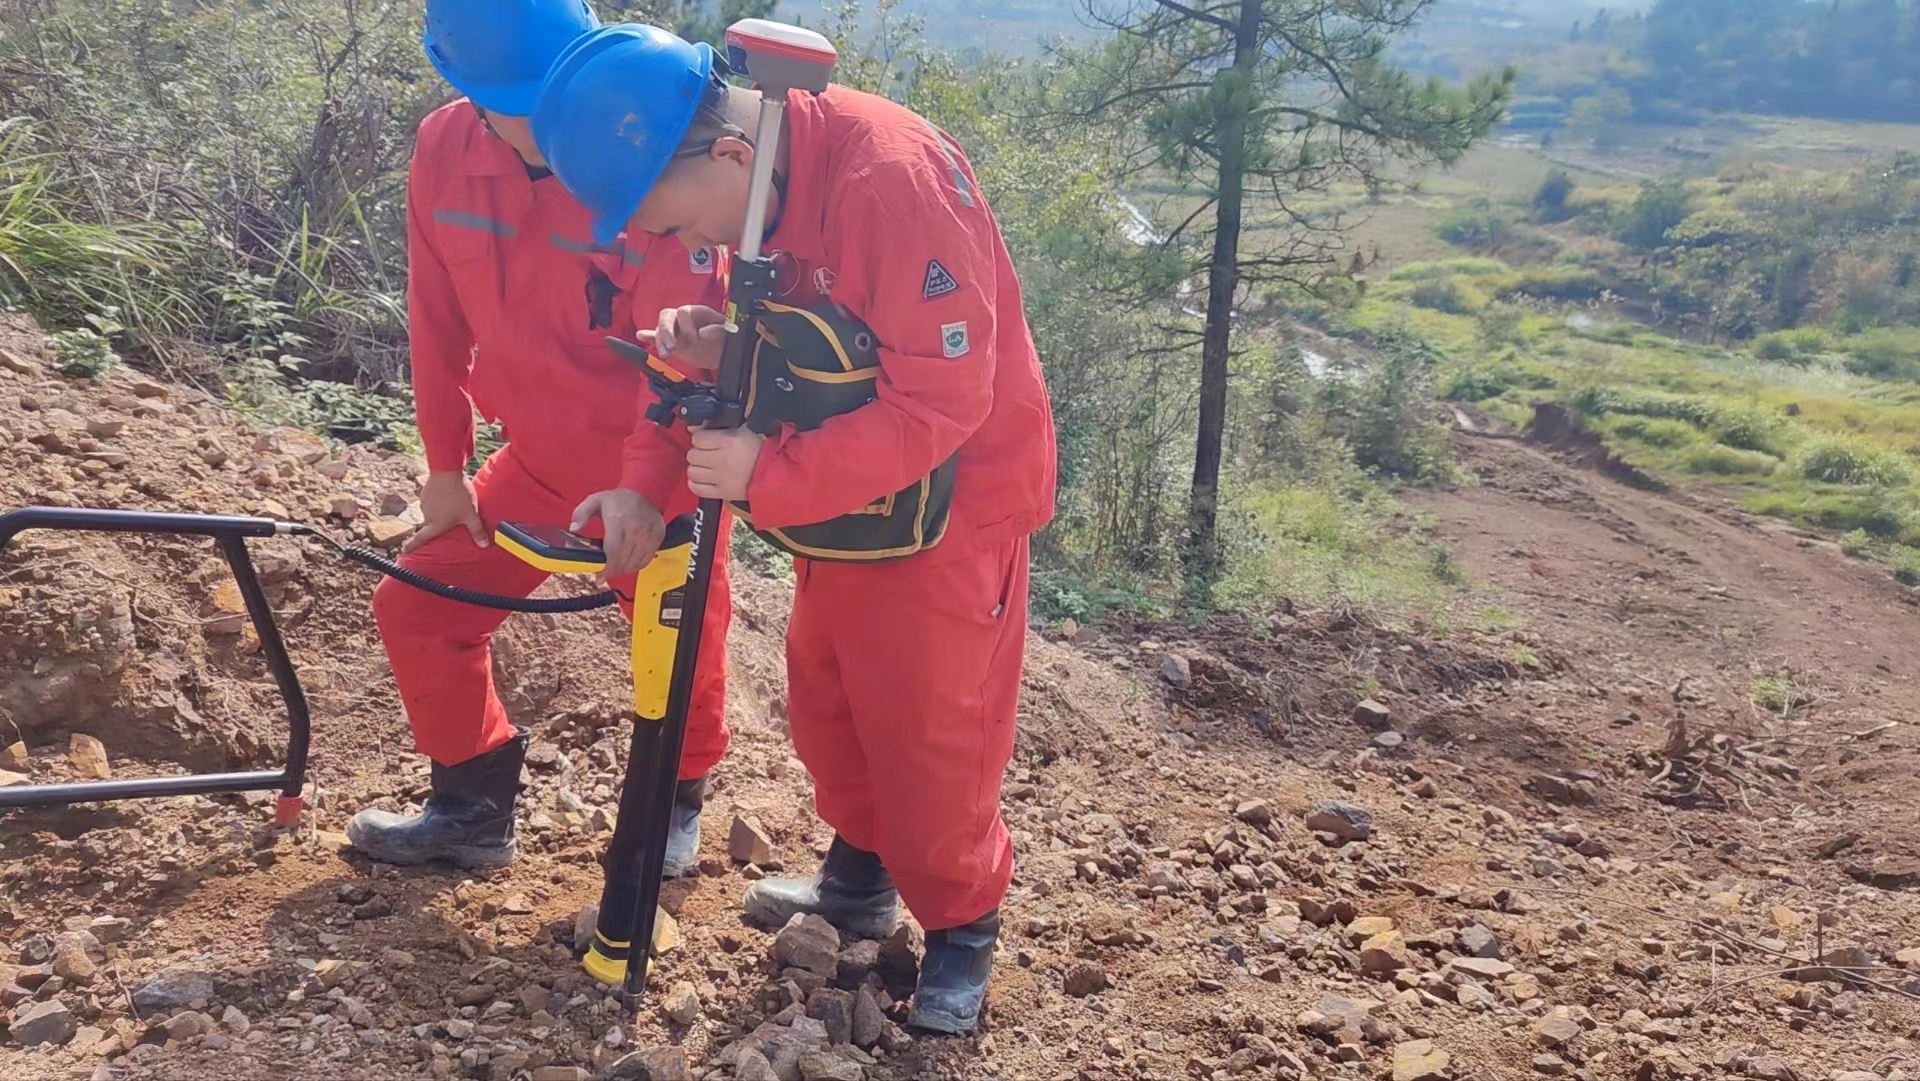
[907,909,1000,1035]
[741,835,899,938]
[660,775,707,879]
[346,729,527,870]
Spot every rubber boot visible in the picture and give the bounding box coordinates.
[346,728,527,870]
[742,835,899,938]
[907,909,1001,1035]
[660,775,707,879]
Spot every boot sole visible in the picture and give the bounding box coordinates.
[905,1003,981,1036]
[742,902,898,939]
[345,829,516,871]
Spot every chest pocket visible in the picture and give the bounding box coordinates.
[731,300,955,562]
[432,209,516,323]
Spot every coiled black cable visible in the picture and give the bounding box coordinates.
[289,524,619,613]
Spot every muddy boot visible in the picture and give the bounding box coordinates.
[907,909,1000,1035]
[742,835,899,938]
[660,775,707,879]
[346,729,527,870]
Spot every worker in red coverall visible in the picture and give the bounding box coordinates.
[345,0,731,875]
[530,25,1057,1034]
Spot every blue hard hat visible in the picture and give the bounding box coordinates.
[424,0,599,116]
[531,24,715,246]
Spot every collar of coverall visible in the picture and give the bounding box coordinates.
[459,100,542,179]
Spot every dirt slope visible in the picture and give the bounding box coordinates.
[0,315,1916,1081]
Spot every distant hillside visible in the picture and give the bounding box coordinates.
[788,0,1653,61]
[793,0,1094,56]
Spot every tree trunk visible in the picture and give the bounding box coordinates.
[1186,0,1262,582]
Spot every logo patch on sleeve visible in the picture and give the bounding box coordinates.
[941,321,970,358]
[922,259,959,299]
[689,246,714,274]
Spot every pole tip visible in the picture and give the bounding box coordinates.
[274,794,304,828]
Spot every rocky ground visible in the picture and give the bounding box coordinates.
[0,311,1916,1081]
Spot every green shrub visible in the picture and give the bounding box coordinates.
[1617,179,1694,251]
[1781,327,1832,355]
[1409,276,1489,315]
[1533,170,1576,222]
[1894,546,1920,586]
[1795,437,1913,486]
[1497,265,1607,302]
[1437,200,1518,249]
[1612,392,1719,427]
[1389,258,1513,282]
[1440,364,1514,402]
[1709,406,1789,455]
[1842,328,1920,382]
[1751,334,1799,362]
[1610,416,1697,448]
[1840,528,1875,557]
[1682,444,1778,476]
[225,358,418,451]
[1568,385,1620,417]
[1744,489,1906,537]
[49,324,121,379]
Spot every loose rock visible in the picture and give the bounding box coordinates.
[851,985,884,1048]
[13,1000,77,1045]
[1064,961,1108,997]
[1744,1057,1798,1081]
[131,968,214,1013]
[68,733,111,779]
[605,1048,693,1080]
[1,742,25,770]
[1448,957,1515,980]
[798,1050,863,1081]
[1161,654,1192,690]
[808,987,854,1046]
[662,982,701,1026]
[1532,1013,1582,1048]
[368,518,418,549]
[86,916,130,943]
[1305,800,1372,842]
[1235,800,1272,829]
[729,814,776,865]
[1353,698,1393,731]
[735,1051,778,1081]
[1360,931,1411,975]
[51,932,99,984]
[1392,1039,1452,1081]
[1459,924,1502,959]
[775,914,842,979]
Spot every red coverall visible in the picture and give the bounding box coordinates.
[631,87,1057,930]
[381,101,731,776]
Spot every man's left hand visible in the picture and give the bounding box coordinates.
[687,428,766,501]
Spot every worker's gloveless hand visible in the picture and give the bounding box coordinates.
[571,488,665,579]
[636,305,730,371]
[687,427,766,502]
[408,470,487,553]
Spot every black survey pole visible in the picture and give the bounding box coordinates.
[587,19,840,1013]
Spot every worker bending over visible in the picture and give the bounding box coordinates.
[531,24,1057,1034]
[348,0,733,874]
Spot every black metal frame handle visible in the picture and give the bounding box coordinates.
[0,507,311,826]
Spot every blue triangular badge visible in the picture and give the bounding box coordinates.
[922,259,959,299]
